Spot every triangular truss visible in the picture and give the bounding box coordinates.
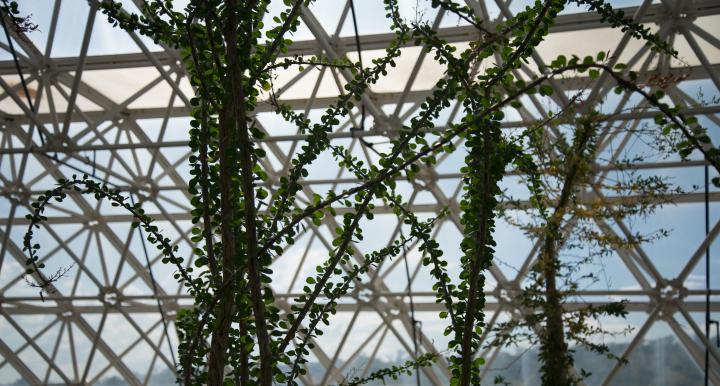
[0,0,719,385]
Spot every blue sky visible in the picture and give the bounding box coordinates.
[1,0,718,383]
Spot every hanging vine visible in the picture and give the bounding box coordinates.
[17,1,720,385]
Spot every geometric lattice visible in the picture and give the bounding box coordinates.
[0,0,719,384]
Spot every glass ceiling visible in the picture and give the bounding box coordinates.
[0,1,719,385]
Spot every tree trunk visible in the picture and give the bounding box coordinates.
[538,122,594,386]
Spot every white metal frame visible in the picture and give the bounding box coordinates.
[0,0,719,385]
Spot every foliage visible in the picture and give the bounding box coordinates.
[491,108,683,385]
[0,0,39,34]
[18,1,720,385]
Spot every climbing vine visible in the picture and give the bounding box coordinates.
[19,1,720,385]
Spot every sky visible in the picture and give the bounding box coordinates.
[0,0,719,384]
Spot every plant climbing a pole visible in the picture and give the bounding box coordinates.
[18,1,720,385]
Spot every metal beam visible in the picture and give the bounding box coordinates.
[2,0,718,75]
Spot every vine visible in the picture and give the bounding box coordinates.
[18,1,720,385]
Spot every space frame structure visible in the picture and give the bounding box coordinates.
[0,0,720,385]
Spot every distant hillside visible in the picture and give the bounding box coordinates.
[485,335,706,386]
[2,335,713,385]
